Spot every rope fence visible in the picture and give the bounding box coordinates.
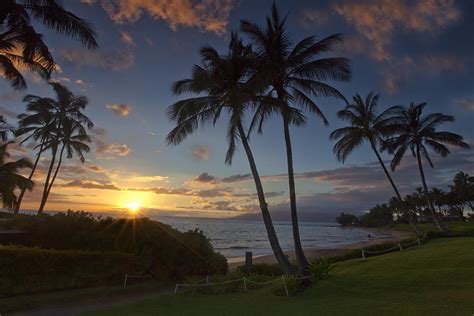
[174,274,314,296]
[361,233,427,259]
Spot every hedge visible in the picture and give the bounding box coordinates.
[0,245,146,296]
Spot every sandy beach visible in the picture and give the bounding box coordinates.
[228,227,413,269]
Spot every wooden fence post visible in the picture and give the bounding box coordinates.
[361,249,365,259]
[398,243,403,251]
[123,274,128,287]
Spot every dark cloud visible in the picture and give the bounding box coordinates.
[194,172,217,183]
[62,179,121,191]
[221,173,252,183]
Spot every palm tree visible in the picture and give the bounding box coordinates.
[0,115,13,141]
[166,33,294,275]
[14,96,56,212]
[241,3,351,273]
[17,82,93,214]
[0,0,98,90]
[330,93,422,234]
[38,119,91,211]
[0,142,34,209]
[384,103,470,231]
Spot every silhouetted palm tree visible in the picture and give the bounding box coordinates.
[14,95,56,212]
[0,115,12,141]
[0,142,33,209]
[0,0,98,90]
[18,82,93,214]
[38,119,91,211]
[166,33,294,275]
[384,103,470,231]
[241,3,351,273]
[330,93,421,234]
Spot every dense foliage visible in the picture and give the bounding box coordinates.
[0,245,144,296]
[0,211,227,286]
[336,171,474,227]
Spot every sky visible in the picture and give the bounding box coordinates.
[1,0,473,220]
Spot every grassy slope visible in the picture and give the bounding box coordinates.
[83,238,474,316]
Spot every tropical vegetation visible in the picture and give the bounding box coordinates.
[0,0,97,90]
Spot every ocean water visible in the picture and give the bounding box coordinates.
[158,217,389,259]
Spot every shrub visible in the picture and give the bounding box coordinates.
[237,263,285,276]
[273,276,300,296]
[309,257,331,281]
[0,245,146,296]
[0,211,227,281]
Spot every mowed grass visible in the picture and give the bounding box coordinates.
[83,238,474,316]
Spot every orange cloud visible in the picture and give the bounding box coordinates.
[332,0,461,61]
[61,49,134,70]
[120,31,136,46]
[101,0,233,35]
[106,103,133,116]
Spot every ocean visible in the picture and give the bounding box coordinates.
[158,217,387,259]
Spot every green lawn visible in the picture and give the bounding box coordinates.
[82,238,474,316]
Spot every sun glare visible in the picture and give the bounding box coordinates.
[126,201,141,213]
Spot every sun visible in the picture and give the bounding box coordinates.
[126,201,141,213]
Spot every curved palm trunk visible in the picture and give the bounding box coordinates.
[369,140,422,235]
[38,145,58,214]
[416,146,446,232]
[238,123,294,275]
[44,144,65,204]
[282,115,309,275]
[14,142,44,213]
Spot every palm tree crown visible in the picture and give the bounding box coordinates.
[0,0,98,90]
[331,93,400,162]
[385,103,470,171]
[0,142,34,208]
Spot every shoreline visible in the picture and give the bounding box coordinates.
[228,227,413,269]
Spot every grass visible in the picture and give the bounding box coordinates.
[0,281,166,313]
[81,238,474,316]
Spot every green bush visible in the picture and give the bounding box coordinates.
[0,245,146,296]
[237,263,286,276]
[0,211,227,281]
[273,276,300,296]
[309,257,331,281]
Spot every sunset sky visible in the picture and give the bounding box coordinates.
[1,0,473,220]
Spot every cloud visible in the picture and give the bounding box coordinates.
[63,179,121,191]
[91,127,107,137]
[106,103,133,116]
[100,0,233,36]
[127,175,168,182]
[221,173,252,183]
[191,145,211,161]
[382,55,466,94]
[61,48,134,70]
[194,172,217,183]
[95,141,131,158]
[120,31,136,46]
[454,98,474,111]
[332,0,460,61]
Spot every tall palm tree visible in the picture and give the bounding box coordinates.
[241,3,351,273]
[330,93,422,234]
[38,119,91,211]
[166,33,294,275]
[384,103,470,231]
[17,82,93,214]
[0,0,98,90]
[14,95,55,212]
[0,142,34,209]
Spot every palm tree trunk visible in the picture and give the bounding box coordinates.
[416,146,446,232]
[237,123,294,275]
[282,114,309,275]
[38,145,57,214]
[14,142,44,213]
[44,143,65,203]
[369,140,422,235]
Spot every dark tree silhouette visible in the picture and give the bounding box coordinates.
[166,32,294,275]
[0,0,98,90]
[241,3,351,274]
[384,103,470,231]
[330,93,422,234]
